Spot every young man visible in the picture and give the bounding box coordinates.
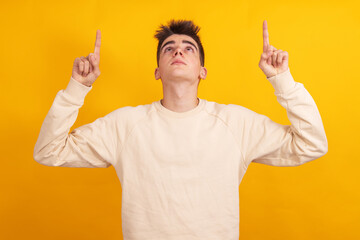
[34,19,328,239]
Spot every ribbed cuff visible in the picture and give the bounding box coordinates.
[64,77,92,103]
[267,68,296,94]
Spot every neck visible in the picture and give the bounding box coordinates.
[161,79,200,112]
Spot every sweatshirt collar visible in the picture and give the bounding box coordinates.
[154,98,206,118]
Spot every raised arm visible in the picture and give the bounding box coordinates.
[239,21,327,167]
[241,69,328,167]
[33,30,117,168]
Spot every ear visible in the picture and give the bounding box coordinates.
[200,67,207,80]
[155,67,161,80]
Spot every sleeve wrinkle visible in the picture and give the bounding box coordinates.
[242,72,327,167]
[34,83,116,168]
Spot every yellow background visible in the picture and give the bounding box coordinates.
[1,0,359,239]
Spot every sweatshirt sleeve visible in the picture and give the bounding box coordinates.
[242,68,328,167]
[33,77,117,168]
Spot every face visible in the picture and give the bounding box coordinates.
[155,34,207,84]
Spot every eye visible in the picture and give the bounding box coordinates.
[164,47,172,52]
[186,47,194,52]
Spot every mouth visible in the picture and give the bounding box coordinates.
[171,60,186,65]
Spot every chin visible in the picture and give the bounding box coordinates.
[170,72,191,80]
[164,75,198,84]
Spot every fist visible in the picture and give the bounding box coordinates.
[259,47,289,78]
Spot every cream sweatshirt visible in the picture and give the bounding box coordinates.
[33,68,328,240]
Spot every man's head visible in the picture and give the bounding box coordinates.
[154,19,205,67]
[154,19,207,83]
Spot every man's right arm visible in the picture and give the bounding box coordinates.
[33,30,118,168]
[33,77,117,168]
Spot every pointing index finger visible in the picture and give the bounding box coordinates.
[263,20,270,52]
[94,29,101,59]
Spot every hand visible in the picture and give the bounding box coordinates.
[258,20,289,78]
[72,30,101,87]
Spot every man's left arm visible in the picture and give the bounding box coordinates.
[242,20,328,166]
[242,67,328,167]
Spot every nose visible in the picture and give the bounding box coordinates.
[173,47,183,57]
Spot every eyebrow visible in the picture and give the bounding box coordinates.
[160,40,198,51]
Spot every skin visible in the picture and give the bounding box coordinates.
[259,20,289,78]
[71,30,101,87]
[154,34,207,112]
[71,20,289,112]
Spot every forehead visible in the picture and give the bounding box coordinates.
[161,34,198,48]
